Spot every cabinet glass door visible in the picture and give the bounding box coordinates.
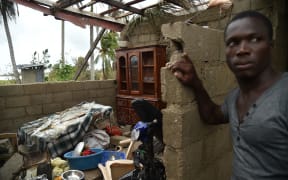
[142,50,155,96]
[117,53,129,94]
[129,53,141,94]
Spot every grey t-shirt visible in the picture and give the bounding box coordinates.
[222,72,288,180]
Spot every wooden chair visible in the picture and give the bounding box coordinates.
[98,139,142,180]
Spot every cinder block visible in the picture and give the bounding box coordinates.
[164,141,205,180]
[161,68,196,105]
[181,140,204,179]
[138,34,150,43]
[161,22,185,42]
[162,22,223,62]
[0,97,4,109]
[251,0,273,10]
[0,85,24,97]
[72,90,89,101]
[98,88,116,98]
[23,83,46,95]
[149,34,160,42]
[43,94,53,104]
[83,80,101,90]
[232,0,251,14]
[6,96,30,107]
[26,105,43,115]
[68,81,85,91]
[200,63,237,97]
[162,103,217,148]
[0,107,26,119]
[99,80,116,88]
[30,94,45,105]
[214,151,233,180]
[46,82,69,93]
[162,105,184,149]
[163,146,181,180]
[195,163,219,180]
[52,92,72,102]
[43,103,63,114]
[0,119,13,132]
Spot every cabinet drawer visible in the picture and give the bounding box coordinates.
[117,98,128,107]
[117,107,129,125]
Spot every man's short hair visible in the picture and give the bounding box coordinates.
[224,10,273,41]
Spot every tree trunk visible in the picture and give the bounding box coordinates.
[1,9,21,83]
[61,20,65,64]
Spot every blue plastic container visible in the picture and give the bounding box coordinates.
[100,150,126,165]
[64,148,104,170]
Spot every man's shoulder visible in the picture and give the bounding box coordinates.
[281,72,288,80]
[277,72,288,87]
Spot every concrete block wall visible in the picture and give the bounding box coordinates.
[0,80,116,133]
[205,0,288,72]
[161,22,236,180]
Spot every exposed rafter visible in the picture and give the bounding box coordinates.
[11,0,209,31]
[55,0,84,9]
[12,0,125,31]
[100,0,144,16]
[97,0,144,15]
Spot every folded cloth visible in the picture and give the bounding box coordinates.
[17,102,113,158]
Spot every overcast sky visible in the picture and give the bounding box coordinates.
[0,5,92,74]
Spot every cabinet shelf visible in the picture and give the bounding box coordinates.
[143,81,154,83]
[116,45,166,125]
[143,65,154,68]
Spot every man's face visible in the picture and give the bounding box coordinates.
[225,17,272,79]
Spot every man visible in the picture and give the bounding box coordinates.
[168,10,288,179]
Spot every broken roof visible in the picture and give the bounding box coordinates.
[11,0,211,31]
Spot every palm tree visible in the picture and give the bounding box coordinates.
[95,31,118,80]
[0,0,21,83]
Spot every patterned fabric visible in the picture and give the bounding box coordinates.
[17,102,113,158]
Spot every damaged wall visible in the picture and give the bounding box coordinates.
[161,22,236,180]
[159,0,288,180]
[0,80,116,132]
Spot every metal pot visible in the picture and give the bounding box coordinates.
[61,170,85,180]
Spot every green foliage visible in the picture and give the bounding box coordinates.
[47,56,91,81]
[95,31,119,80]
[0,79,16,85]
[73,56,90,80]
[48,60,76,81]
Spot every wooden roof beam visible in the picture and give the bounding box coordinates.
[99,0,144,16]
[79,0,98,10]
[12,0,125,31]
[97,0,144,15]
[55,0,84,9]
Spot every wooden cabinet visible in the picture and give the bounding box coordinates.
[116,45,166,125]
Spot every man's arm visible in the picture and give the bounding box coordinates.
[167,53,228,125]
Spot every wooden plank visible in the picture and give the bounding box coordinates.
[97,0,144,15]
[12,0,125,31]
